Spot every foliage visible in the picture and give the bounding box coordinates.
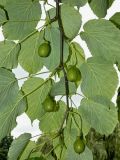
[0,0,119,159]
[0,136,13,160]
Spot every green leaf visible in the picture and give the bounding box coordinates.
[79,98,118,135]
[19,141,37,160]
[0,68,19,112]
[80,19,120,64]
[110,12,120,29]
[0,8,7,25]
[61,4,82,39]
[8,133,31,160]
[3,0,41,40]
[19,31,44,74]
[40,101,66,133]
[0,92,27,141]
[62,0,87,7]
[43,26,69,71]
[88,0,108,18]
[0,41,20,69]
[66,42,85,68]
[80,57,118,99]
[50,77,76,96]
[22,77,52,121]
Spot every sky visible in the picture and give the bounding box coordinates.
[0,0,120,139]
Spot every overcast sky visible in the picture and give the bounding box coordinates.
[0,0,120,139]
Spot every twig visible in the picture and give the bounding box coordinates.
[17,71,50,80]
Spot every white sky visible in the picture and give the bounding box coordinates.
[0,0,120,139]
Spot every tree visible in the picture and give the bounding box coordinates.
[0,0,120,159]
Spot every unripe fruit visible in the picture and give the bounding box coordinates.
[73,137,85,154]
[42,96,56,112]
[38,42,51,57]
[67,66,81,82]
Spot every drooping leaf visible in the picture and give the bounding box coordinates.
[80,57,118,99]
[66,42,85,68]
[22,77,52,121]
[40,101,66,133]
[0,8,7,25]
[0,92,27,141]
[19,31,44,74]
[0,41,20,69]
[50,77,76,96]
[62,0,87,7]
[110,12,120,29]
[79,98,118,135]
[80,19,120,64]
[43,26,69,71]
[61,4,82,39]
[3,0,41,40]
[88,0,108,18]
[8,133,31,160]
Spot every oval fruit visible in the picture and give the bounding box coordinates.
[38,42,51,57]
[67,66,81,82]
[42,96,55,112]
[73,137,85,154]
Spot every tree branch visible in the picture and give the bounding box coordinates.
[56,0,70,133]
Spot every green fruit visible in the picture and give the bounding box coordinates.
[67,66,81,82]
[73,137,85,154]
[42,96,56,112]
[38,42,51,57]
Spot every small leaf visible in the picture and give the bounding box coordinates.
[79,98,118,135]
[3,0,41,40]
[67,42,85,68]
[0,41,20,69]
[22,77,52,121]
[50,77,76,96]
[8,133,31,160]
